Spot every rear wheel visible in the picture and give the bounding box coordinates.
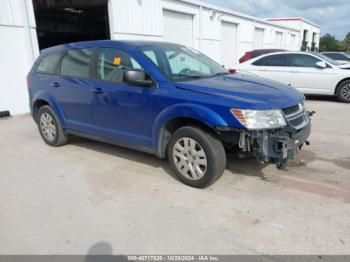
[336,80,350,103]
[37,105,68,147]
[167,126,226,188]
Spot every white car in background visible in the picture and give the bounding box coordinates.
[238,51,350,102]
[321,52,350,64]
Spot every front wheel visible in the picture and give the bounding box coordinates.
[336,80,350,103]
[167,126,226,188]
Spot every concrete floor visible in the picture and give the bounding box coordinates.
[0,96,350,255]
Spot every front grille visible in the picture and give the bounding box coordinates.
[289,116,305,127]
[282,104,309,130]
[282,105,300,115]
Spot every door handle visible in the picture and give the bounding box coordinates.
[91,87,104,94]
[51,82,60,88]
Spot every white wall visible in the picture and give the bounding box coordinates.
[110,0,301,65]
[109,0,163,41]
[0,0,39,114]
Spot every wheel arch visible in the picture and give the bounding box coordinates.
[32,93,65,127]
[335,77,350,95]
[33,99,50,121]
[152,104,229,158]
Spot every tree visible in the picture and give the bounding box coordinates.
[344,32,350,50]
[319,34,341,51]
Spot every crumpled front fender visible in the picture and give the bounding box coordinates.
[152,103,229,156]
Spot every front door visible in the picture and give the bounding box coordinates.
[288,54,335,94]
[90,47,155,148]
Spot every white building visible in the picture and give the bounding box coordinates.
[0,0,320,115]
[266,17,320,52]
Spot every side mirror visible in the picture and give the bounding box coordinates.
[123,69,153,86]
[316,61,327,69]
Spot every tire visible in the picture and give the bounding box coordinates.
[167,126,226,188]
[336,80,350,103]
[36,105,68,147]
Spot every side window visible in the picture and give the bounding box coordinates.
[98,48,143,82]
[60,48,93,78]
[144,50,159,66]
[252,54,288,67]
[36,52,62,74]
[165,51,211,74]
[289,54,320,68]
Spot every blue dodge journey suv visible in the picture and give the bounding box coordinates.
[28,40,312,188]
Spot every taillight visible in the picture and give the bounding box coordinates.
[228,69,236,74]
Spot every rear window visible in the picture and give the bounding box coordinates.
[36,52,62,74]
[60,48,93,78]
[253,54,288,67]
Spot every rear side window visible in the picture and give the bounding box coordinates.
[289,54,320,68]
[253,54,288,66]
[60,48,93,78]
[98,48,142,82]
[36,52,62,74]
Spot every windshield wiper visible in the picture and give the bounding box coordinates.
[208,72,230,77]
[176,72,229,81]
[177,74,205,79]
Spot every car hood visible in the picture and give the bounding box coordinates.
[175,74,304,110]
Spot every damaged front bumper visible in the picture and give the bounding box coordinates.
[217,110,313,168]
[244,122,311,167]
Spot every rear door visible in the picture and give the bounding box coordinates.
[248,54,293,86]
[31,51,63,106]
[288,54,336,94]
[52,48,95,131]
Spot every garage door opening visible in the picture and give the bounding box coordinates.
[163,10,194,47]
[33,0,110,50]
[221,21,237,69]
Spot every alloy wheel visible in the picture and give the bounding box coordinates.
[340,83,350,102]
[173,137,207,180]
[40,113,57,142]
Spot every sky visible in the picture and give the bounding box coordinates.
[202,0,350,39]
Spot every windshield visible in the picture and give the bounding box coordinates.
[139,44,228,81]
[313,53,342,66]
